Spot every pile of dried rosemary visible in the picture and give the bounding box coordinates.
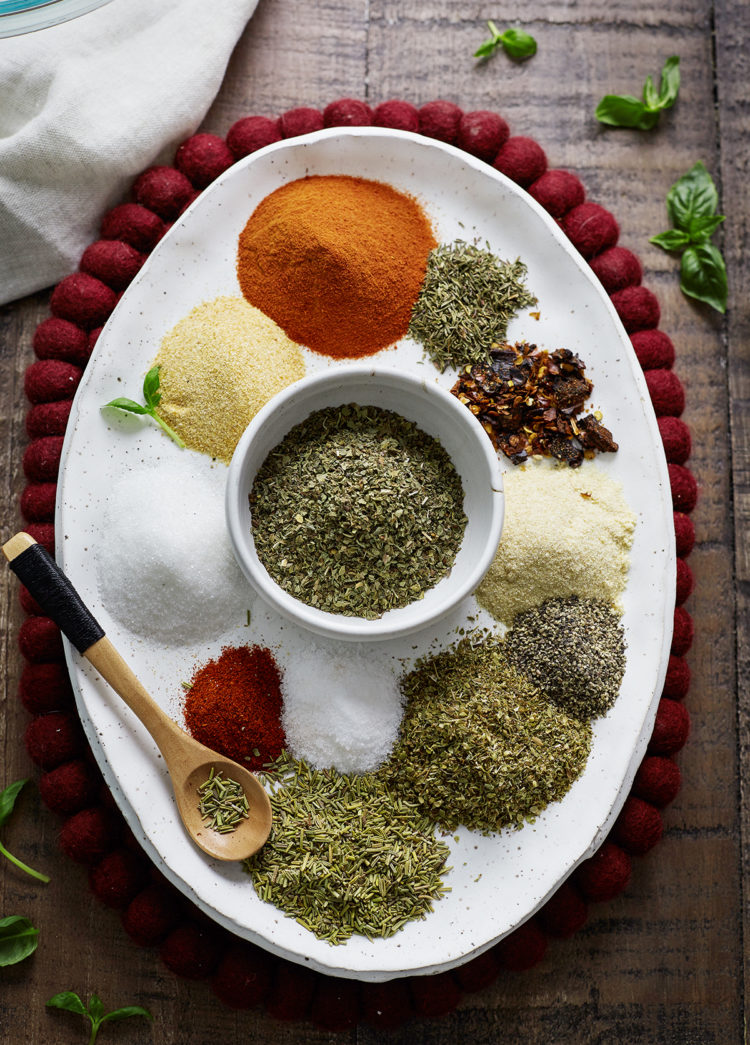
[245,753,451,944]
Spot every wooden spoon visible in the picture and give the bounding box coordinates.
[3,532,272,862]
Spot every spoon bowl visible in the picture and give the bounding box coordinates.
[3,531,272,862]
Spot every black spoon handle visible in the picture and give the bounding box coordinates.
[3,532,105,655]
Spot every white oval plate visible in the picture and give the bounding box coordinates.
[56,128,674,981]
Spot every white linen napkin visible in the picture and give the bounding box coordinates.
[0,0,259,306]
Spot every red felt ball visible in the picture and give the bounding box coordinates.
[310,975,361,1032]
[132,165,196,220]
[24,360,82,405]
[676,557,694,605]
[122,883,182,945]
[633,755,682,808]
[528,169,586,219]
[23,436,65,481]
[50,272,117,329]
[226,116,282,160]
[671,606,694,656]
[648,698,690,755]
[33,317,90,367]
[39,759,101,815]
[613,796,664,855]
[89,848,149,908]
[101,203,167,252]
[24,523,54,555]
[80,239,145,291]
[588,246,643,293]
[26,401,73,439]
[18,616,64,663]
[610,285,661,333]
[663,654,690,700]
[160,921,223,979]
[561,202,619,258]
[574,842,631,902]
[409,971,461,1018]
[360,979,413,1030]
[669,463,698,513]
[645,369,685,417]
[211,943,274,1008]
[175,133,234,189]
[59,805,119,864]
[457,110,510,162]
[266,961,316,1021]
[278,106,324,138]
[658,416,692,464]
[494,918,548,971]
[25,711,83,769]
[453,948,501,991]
[19,661,73,713]
[20,482,57,522]
[19,584,44,616]
[630,329,676,370]
[493,135,548,186]
[373,99,420,132]
[322,98,373,127]
[537,882,589,938]
[418,99,463,143]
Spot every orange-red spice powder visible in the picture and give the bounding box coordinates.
[183,645,285,771]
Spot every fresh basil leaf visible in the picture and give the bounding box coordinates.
[0,780,27,828]
[500,28,537,59]
[88,993,106,1022]
[102,398,150,414]
[100,1005,154,1025]
[666,161,718,230]
[0,916,39,966]
[643,74,659,110]
[650,229,692,252]
[142,365,162,408]
[680,243,728,313]
[595,95,659,129]
[687,213,725,241]
[474,37,500,59]
[658,55,681,108]
[47,991,88,1016]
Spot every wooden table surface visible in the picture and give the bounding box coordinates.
[1,1,747,1042]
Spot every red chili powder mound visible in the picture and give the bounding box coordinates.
[183,645,285,770]
[236,174,437,359]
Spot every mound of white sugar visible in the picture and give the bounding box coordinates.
[95,457,250,645]
[281,642,404,774]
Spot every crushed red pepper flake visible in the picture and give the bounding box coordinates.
[450,341,618,467]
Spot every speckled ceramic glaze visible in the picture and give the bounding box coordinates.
[56,128,674,981]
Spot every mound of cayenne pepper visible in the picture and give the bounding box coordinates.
[183,646,285,771]
[451,342,618,467]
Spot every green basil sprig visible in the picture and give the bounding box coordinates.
[596,56,680,129]
[47,991,153,1044]
[0,915,39,967]
[474,20,537,61]
[650,161,727,313]
[0,779,50,883]
[102,365,185,447]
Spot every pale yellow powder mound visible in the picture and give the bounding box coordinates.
[477,460,636,624]
[153,296,306,463]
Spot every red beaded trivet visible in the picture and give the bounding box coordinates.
[17,98,695,1032]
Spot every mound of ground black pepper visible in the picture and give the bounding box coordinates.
[504,596,626,719]
[451,341,618,466]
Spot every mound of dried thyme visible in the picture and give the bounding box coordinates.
[504,596,626,720]
[197,767,250,834]
[379,637,592,833]
[408,240,537,372]
[245,754,450,944]
[250,403,467,618]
